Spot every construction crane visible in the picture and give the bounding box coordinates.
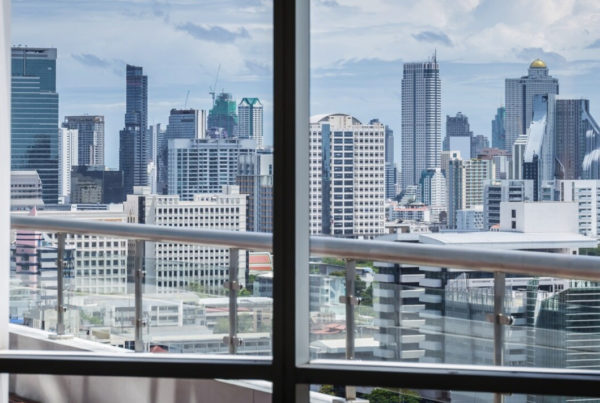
[208,64,221,107]
[184,90,190,109]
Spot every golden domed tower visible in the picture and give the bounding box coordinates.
[530,59,547,69]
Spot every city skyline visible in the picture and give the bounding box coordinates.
[12,1,600,169]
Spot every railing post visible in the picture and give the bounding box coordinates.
[493,271,505,403]
[342,259,357,400]
[56,233,66,336]
[224,248,241,354]
[134,240,144,353]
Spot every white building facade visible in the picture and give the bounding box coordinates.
[58,127,78,204]
[125,186,247,294]
[309,113,385,238]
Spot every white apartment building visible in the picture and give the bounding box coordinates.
[13,206,129,294]
[309,113,386,238]
[464,159,495,208]
[125,186,247,294]
[58,127,78,204]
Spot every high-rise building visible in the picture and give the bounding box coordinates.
[491,106,505,150]
[124,186,247,294]
[238,98,263,149]
[419,168,446,222]
[371,119,397,199]
[555,99,600,180]
[447,158,465,229]
[464,159,495,209]
[237,151,273,233]
[157,109,205,194]
[62,116,105,166]
[167,138,257,200]
[58,127,78,204]
[401,55,441,189]
[207,92,237,138]
[523,94,556,200]
[505,59,559,153]
[166,109,204,140]
[385,125,398,199]
[309,113,386,238]
[119,65,149,199]
[444,112,472,158]
[471,135,489,159]
[11,47,60,204]
[71,166,124,204]
[511,135,528,180]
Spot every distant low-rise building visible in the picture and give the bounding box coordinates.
[11,171,44,210]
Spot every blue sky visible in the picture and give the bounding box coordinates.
[12,0,600,168]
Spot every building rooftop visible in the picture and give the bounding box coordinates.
[420,231,597,250]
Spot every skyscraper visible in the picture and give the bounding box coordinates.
[62,115,105,166]
[207,92,237,138]
[401,55,441,189]
[491,106,505,150]
[119,65,149,199]
[505,59,559,153]
[555,99,600,180]
[447,157,465,229]
[523,94,556,200]
[444,112,472,159]
[238,98,264,148]
[11,47,59,204]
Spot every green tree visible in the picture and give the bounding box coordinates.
[364,388,420,403]
[318,385,336,396]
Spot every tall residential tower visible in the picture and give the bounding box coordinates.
[401,55,441,189]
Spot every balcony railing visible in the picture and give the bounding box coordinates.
[6,214,600,402]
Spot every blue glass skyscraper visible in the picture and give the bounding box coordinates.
[11,47,59,204]
[119,64,149,199]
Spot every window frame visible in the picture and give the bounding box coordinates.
[2,2,600,403]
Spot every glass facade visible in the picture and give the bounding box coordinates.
[11,47,59,204]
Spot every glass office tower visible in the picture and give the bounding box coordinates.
[11,47,59,204]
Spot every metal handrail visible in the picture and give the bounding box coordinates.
[11,215,600,281]
[9,214,600,399]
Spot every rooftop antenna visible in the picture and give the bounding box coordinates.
[208,64,221,107]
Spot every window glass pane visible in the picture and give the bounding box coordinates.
[10,0,273,359]
[309,0,600,386]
